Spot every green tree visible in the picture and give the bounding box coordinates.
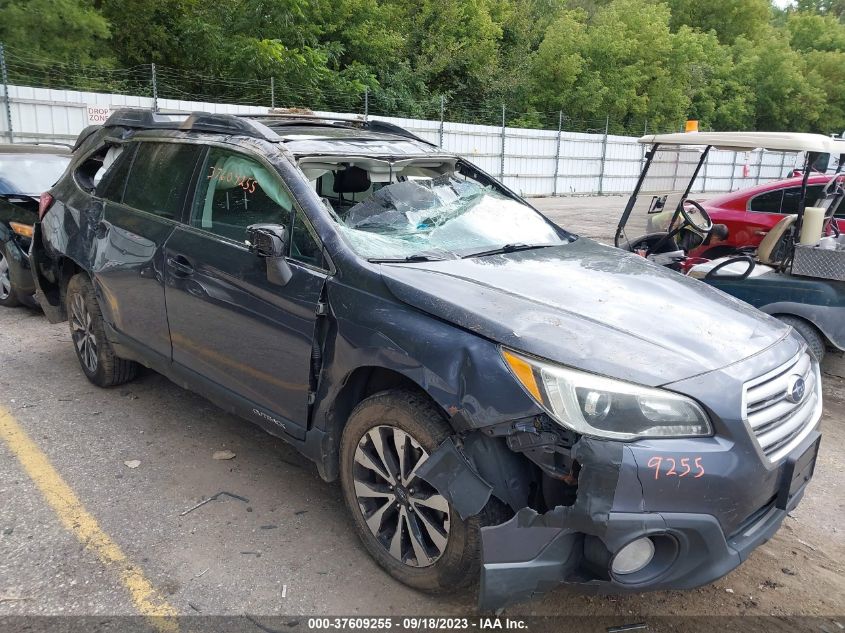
[732,30,825,131]
[0,0,109,62]
[794,0,845,18]
[785,11,845,51]
[667,0,772,44]
[669,26,754,130]
[805,50,845,133]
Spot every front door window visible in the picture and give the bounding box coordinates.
[191,148,293,242]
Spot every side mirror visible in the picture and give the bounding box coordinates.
[246,224,293,286]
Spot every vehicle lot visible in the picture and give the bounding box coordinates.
[1,195,844,628]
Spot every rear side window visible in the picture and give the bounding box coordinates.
[95,144,136,202]
[122,143,204,220]
[749,189,784,213]
[781,185,825,214]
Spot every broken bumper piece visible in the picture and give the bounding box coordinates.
[417,433,802,611]
[478,501,792,611]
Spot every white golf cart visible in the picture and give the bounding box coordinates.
[614,132,845,361]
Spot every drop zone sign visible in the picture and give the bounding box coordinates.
[86,106,112,125]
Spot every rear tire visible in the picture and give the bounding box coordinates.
[777,315,826,363]
[66,273,138,387]
[339,390,482,593]
[0,247,21,308]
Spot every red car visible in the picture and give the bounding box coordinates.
[691,174,844,258]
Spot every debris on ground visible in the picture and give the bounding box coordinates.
[179,491,249,516]
[123,460,141,469]
[213,450,236,460]
[607,624,647,633]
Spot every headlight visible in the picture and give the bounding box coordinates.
[502,348,712,440]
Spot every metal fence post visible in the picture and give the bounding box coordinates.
[701,151,709,193]
[755,150,764,185]
[270,76,275,109]
[552,111,562,197]
[500,104,506,182]
[363,87,369,122]
[729,151,737,191]
[598,115,609,195]
[0,44,13,143]
[640,119,649,170]
[151,63,158,113]
[779,151,788,178]
[438,95,445,148]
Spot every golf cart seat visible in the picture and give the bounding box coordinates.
[688,214,797,280]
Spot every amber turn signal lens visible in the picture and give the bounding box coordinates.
[9,222,34,239]
[502,349,543,402]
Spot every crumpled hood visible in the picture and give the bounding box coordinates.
[378,239,789,386]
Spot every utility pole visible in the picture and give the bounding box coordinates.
[363,87,369,122]
[270,76,275,109]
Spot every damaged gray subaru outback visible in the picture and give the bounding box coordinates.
[31,110,822,610]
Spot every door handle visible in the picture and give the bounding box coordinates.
[167,255,195,276]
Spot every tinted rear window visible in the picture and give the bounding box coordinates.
[0,154,70,195]
[749,189,783,213]
[122,143,204,220]
[782,185,825,214]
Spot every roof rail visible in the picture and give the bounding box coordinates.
[103,109,282,142]
[361,119,434,146]
[243,112,436,146]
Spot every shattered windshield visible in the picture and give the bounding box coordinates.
[324,172,567,260]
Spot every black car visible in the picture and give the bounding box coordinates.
[0,144,70,307]
[32,110,822,610]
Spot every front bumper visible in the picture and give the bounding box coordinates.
[2,235,37,306]
[478,430,820,611]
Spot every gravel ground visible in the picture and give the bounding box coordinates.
[0,195,842,632]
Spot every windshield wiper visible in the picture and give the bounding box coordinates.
[460,243,556,259]
[368,254,448,263]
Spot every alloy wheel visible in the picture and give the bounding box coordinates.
[0,253,11,300]
[352,425,450,568]
[70,293,98,374]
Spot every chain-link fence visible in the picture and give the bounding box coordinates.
[0,45,801,197]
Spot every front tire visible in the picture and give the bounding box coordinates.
[340,390,482,593]
[0,247,21,307]
[777,315,826,363]
[66,273,138,387]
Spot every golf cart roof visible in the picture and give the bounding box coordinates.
[638,132,838,154]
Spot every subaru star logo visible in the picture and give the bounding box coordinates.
[786,375,806,404]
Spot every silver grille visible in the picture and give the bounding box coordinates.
[743,350,822,463]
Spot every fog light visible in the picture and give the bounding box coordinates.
[611,537,655,575]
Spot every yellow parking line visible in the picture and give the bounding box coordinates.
[0,405,178,632]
